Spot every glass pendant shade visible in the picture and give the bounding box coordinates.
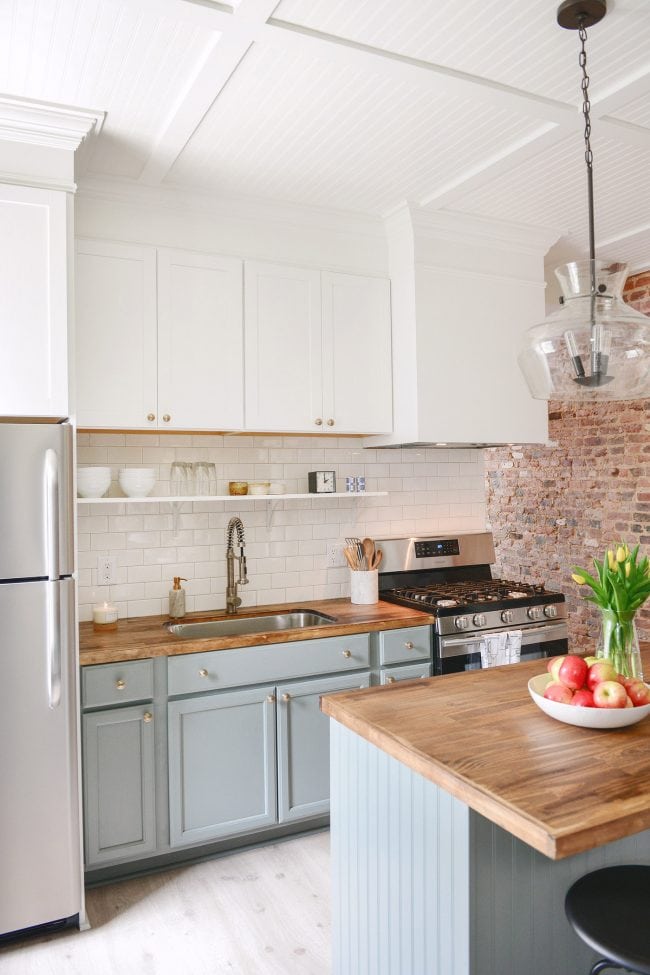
[518,260,650,401]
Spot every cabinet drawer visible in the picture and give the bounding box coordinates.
[381,662,431,685]
[82,659,154,709]
[379,626,431,665]
[168,633,370,697]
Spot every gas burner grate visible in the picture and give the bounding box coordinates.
[385,578,549,609]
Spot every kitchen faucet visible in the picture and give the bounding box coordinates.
[225,516,248,614]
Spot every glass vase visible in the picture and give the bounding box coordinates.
[596,609,643,680]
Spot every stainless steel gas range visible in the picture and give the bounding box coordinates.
[377,532,568,675]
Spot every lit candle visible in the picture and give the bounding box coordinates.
[93,601,119,629]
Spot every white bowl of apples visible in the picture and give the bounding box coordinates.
[528,654,650,729]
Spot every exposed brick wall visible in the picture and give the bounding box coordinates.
[485,271,650,649]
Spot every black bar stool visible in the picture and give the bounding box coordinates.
[565,865,650,975]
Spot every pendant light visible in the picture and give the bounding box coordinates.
[518,0,650,401]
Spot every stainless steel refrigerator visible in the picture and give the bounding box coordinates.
[0,421,81,936]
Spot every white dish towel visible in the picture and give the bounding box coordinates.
[479,630,522,668]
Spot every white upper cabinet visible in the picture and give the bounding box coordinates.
[0,185,70,418]
[75,239,157,429]
[321,271,392,434]
[75,240,243,430]
[157,249,243,431]
[244,262,393,434]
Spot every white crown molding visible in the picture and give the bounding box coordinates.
[0,171,77,193]
[0,95,104,151]
[76,175,387,240]
[386,203,561,258]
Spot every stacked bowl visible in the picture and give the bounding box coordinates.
[118,467,156,498]
[77,467,111,498]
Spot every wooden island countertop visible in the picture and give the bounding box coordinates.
[322,644,650,860]
[78,598,434,666]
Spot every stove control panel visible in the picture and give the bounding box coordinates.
[415,539,460,559]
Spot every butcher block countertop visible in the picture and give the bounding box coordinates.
[78,598,433,666]
[322,644,650,860]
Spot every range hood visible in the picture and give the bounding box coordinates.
[365,205,559,449]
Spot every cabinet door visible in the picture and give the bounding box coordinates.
[168,686,277,847]
[321,271,393,434]
[0,185,69,418]
[82,705,156,867]
[381,662,431,684]
[157,249,243,430]
[244,261,323,432]
[75,239,157,428]
[277,671,370,823]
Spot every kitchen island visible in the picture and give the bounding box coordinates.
[321,646,650,975]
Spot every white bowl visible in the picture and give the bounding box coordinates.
[77,467,111,498]
[118,468,156,497]
[528,673,650,729]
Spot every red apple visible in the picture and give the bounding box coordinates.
[547,655,563,674]
[625,680,650,707]
[556,655,588,691]
[544,681,573,705]
[592,680,628,709]
[571,689,595,707]
[549,657,564,682]
[583,656,598,667]
[586,661,618,691]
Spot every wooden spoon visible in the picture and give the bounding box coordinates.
[371,549,383,570]
[343,547,358,571]
[362,537,375,570]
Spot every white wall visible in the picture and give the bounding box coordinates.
[77,432,486,620]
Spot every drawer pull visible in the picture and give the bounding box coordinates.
[326,418,335,427]
[199,668,209,678]
[163,413,171,422]
[282,693,291,702]
[146,413,155,422]
[314,417,323,426]
[143,711,153,723]
[405,641,414,650]
[266,694,276,703]
[115,679,126,690]
[386,676,396,684]
[342,649,352,658]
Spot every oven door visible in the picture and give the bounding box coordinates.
[435,621,569,675]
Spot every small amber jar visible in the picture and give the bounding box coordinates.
[228,480,248,496]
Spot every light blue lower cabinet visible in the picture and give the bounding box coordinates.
[381,662,431,684]
[82,705,157,867]
[167,686,277,848]
[277,672,370,824]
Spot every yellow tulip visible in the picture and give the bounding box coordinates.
[571,573,586,585]
[616,546,626,563]
[608,551,617,571]
[626,562,631,578]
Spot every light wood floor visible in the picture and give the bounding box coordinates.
[0,831,331,975]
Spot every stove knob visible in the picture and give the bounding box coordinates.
[527,606,543,621]
[473,614,487,628]
[454,616,469,631]
[544,605,558,619]
[501,610,513,624]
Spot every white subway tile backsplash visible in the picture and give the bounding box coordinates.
[76,435,487,618]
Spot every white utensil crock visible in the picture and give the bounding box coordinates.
[350,569,378,605]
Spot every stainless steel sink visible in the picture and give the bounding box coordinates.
[164,610,337,639]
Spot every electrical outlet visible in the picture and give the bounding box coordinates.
[326,543,346,568]
[98,555,117,586]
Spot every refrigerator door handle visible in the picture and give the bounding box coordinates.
[44,448,60,582]
[46,582,62,709]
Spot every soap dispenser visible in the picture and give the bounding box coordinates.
[169,576,188,618]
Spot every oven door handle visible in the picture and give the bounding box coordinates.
[439,621,568,650]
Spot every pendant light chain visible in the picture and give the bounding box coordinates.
[577,21,597,278]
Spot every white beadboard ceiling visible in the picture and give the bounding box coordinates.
[4,0,650,269]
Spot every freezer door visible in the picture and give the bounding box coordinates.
[0,578,81,934]
[0,421,73,580]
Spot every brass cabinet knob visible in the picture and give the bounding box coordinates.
[327,418,335,426]
[282,693,291,702]
[386,676,396,684]
[115,679,126,690]
[199,668,209,678]
[314,417,323,426]
[342,649,352,658]
[143,711,153,723]
[147,413,155,422]
[405,641,414,650]
[162,414,171,422]
[266,694,276,703]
